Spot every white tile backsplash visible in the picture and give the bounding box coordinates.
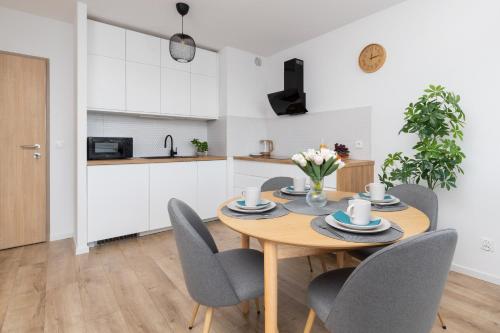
[87,112,208,157]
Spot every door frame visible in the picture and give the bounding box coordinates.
[0,50,50,243]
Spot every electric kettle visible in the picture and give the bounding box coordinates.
[260,140,274,157]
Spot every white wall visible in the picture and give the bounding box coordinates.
[0,6,76,241]
[87,113,208,157]
[265,0,500,284]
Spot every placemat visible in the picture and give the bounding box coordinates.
[272,190,306,200]
[221,203,290,220]
[283,198,350,216]
[371,202,409,212]
[310,216,404,243]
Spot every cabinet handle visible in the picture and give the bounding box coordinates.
[20,144,41,149]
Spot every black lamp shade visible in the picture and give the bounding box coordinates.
[169,33,196,63]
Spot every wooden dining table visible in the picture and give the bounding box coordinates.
[217,190,430,333]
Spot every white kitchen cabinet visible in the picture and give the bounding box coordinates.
[126,30,161,66]
[126,62,161,114]
[233,160,337,194]
[149,162,197,230]
[87,20,125,59]
[161,39,190,72]
[88,165,149,242]
[191,48,217,77]
[87,55,126,111]
[197,160,227,219]
[191,74,218,118]
[161,67,190,116]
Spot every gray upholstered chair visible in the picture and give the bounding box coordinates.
[168,198,263,332]
[303,229,457,333]
[350,184,439,260]
[348,184,446,327]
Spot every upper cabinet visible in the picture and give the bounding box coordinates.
[126,30,161,66]
[87,20,218,119]
[87,20,125,59]
[191,48,217,77]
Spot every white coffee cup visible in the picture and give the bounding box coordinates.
[293,177,306,192]
[242,187,261,207]
[365,183,386,201]
[347,199,372,225]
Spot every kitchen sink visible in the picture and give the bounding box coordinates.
[142,155,197,159]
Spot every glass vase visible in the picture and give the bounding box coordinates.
[306,179,327,208]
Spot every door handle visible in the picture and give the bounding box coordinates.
[33,152,42,159]
[20,144,40,149]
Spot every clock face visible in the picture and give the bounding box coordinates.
[359,44,386,73]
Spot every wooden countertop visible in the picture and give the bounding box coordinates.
[87,156,227,166]
[234,156,374,168]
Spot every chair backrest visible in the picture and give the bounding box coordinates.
[261,176,293,192]
[168,198,239,306]
[388,184,438,231]
[326,229,457,333]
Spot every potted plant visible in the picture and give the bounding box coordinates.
[334,143,350,160]
[379,85,466,190]
[292,148,345,207]
[191,138,208,157]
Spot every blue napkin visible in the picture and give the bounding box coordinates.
[358,192,391,200]
[236,199,268,207]
[332,210,381,227]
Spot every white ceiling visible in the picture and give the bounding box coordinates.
[0,0,408,55]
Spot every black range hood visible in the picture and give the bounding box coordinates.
[267,58,308,116]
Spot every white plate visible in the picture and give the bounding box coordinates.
[325,215,391,234]
[235,199,272,210]
[333,214,382,230]
[280,186,310,195]
[355,193,400,205]
[227,200,277,213]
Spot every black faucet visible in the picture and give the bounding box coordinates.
[164,135,178,157]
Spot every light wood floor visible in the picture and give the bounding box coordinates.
[0,221,499,333]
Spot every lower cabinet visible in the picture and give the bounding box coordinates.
[197,160,227,219]
[87,160,227,242]
[149,162,197,230]
[87,164,149,242]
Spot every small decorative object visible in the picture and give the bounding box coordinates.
[169,2,196,63]
[292,149,345,208]
[334,143,350,159]
[359,43,386,73]
[379,85,465,190]
[191,138,208,156]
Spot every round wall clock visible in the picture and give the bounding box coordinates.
[359,43,387,73]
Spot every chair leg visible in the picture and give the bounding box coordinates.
[188,303,200,329]
[307,256,313,272]
[437,311,447,329]
[320,257,328,273]
[254,298,261,314]
[203,307,214,333]
[336,251,345,268]
[304,309,316,333]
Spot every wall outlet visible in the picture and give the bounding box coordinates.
[480,238,495,253]
[355,140,363,149]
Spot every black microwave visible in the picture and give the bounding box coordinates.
[87,137,133,160]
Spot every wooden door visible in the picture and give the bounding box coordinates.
[0,52,47,250]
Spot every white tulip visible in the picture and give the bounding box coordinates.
[306,149,316,161]
[313,154,324,166]
[299,158,307,167]
[291,153,301,162]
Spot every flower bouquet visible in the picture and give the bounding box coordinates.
[291,148,345,207]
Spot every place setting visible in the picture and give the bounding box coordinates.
[354,182,409,212]
[311,198,404,243]
[221,186,289,220]
[273,177,310,199]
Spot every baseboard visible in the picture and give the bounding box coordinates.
[451,263,500,285]
[74,244,89,255]
[50,232,74,241]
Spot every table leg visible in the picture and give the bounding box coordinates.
[241,234,250,315]
[264,240,278,333]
